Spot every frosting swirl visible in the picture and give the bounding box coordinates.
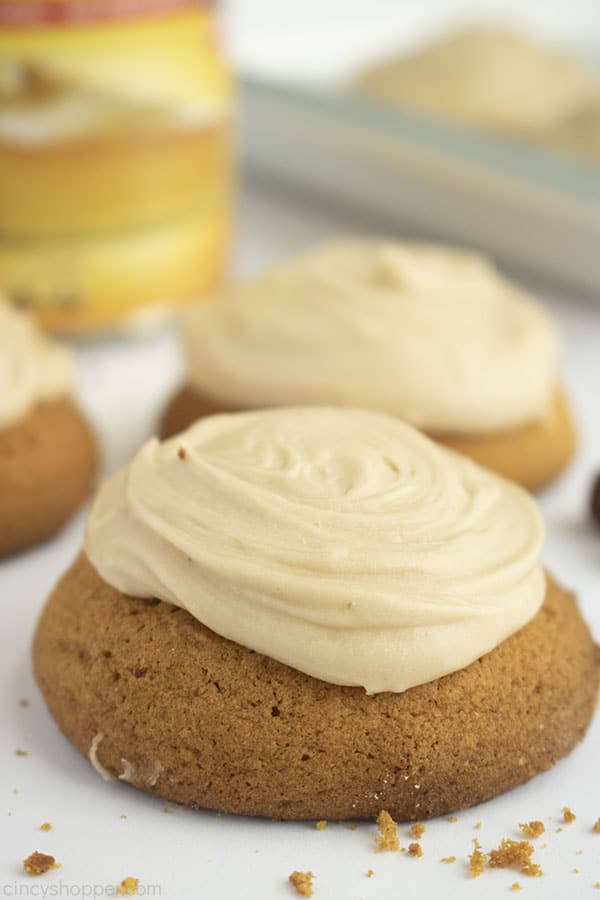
[0,300,73,430]
[182,241,558,435]
[85,407,545,694]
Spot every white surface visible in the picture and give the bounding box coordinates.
[1,183,600,899]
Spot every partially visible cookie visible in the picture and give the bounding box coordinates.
[435,385,576,492]
[160,382,225,439]
[0,400,97,558]
[160,383,575,492]
[33,556,599,821]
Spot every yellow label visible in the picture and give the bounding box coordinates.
[0,0,233,332]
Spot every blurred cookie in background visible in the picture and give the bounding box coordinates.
[353,25,598,139]
[162,240,577,491]
[0,301,97,558]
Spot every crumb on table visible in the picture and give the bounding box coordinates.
[39,823,52,832]
[289,871,314,897]
[563,807,576,824]
[488,839,543,877]
[375,810,399,852]
[315,820,327,831]
[367,869,374,878]
[441,856,456,864]
[23,852,59,876]
[117,877,139,895]
[473,822,481,830]
[15,749,28,757]
[448,815,458,823]
[469,838,487,878]
[408,842,422,858]
[593,818,600,833]
[409,823,425,839]
[511,883,522,892]
[519,821,545,839]
[19,698,30,708]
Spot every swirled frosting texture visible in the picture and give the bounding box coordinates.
[182,241,558,435]
[0,301,73,429]
[85,407,545,694]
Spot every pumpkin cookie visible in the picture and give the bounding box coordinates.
[0,302,97,557]
[34,408,598,819]
[162,241,576,490]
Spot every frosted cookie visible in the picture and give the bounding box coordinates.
[162,240,576,490]
[34,408,598,819]
[353,26,598,137]
[0,302,97,557]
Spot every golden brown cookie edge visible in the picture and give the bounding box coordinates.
[0,399,98,558]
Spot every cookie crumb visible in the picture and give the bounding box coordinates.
[15,749,28,757]
[289,871,314,897]
[593,818,600,833]
[177,447,187,461]
[375,810,399,853]
[519,821,545,839]
[441,856,456,864]
[469,838,487,878]
[23,852,59,876]
[576,849,583,855]
[315,820,327,831]
[563,807,576,824]
[367,869,374,878]
[120,815,127,820]
[511,883,522,892]
[19,698,30,708]
[488,839,543,877]
[594,882,600,890]
[347,824,358,831]
[572,869,579,875]
[117,877,139,895]
[409,823,425,839]
[39,823,52,832]
[448,815,458,823]
[474,822,481,830]
[408,843,422,858]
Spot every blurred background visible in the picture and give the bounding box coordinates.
[1,0,599,340]
[228,0,600,82]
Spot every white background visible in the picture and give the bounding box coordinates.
[2,1,600,897]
